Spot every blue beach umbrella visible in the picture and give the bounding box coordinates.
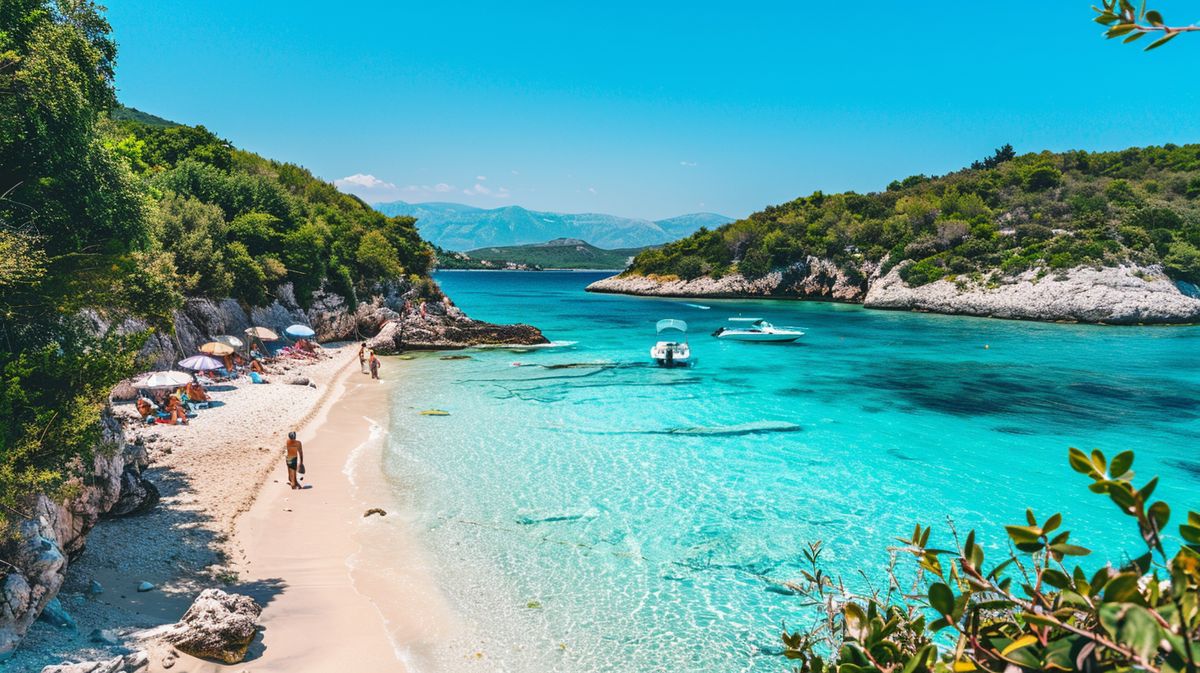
[284,324,316,338]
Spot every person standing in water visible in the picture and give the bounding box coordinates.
[357,342,369,374]
[369,352,381,380]
[285,431,304,489]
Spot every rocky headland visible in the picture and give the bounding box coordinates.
[586,258,1200,325]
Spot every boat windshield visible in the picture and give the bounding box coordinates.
[656,319,688,333]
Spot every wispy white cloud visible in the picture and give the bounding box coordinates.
[476,175,488,181]
[334,173,400,202]
[335,173,396,189]
[402,182,455,194]
[588,186,597,194]
[680,160,698,167]
[463,183,511,198]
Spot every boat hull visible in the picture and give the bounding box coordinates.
[716,332,801,342]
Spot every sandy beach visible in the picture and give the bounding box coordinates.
[11,346,454,672]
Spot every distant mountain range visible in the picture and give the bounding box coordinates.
[374,201,733,250]
[437,238,650,270]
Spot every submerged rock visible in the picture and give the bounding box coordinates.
[136,582,155,593]
[162,589,261,664]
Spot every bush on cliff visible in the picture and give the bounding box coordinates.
[780,449,1200,673]
[629,144,1200,287]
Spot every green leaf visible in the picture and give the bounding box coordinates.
[1145,9,1163,25]
[1090,449,1107,472]
[843,602,867,641]
[1068,448,1098,476]
[1145,32,1179,50]
[1121,604,1162,661]
[1148,501,1170,530]
[1123,30,1148,42]
[1042,568,1072,589]
[1102,572,1141,603]
[1043,513,1062,533]
[1109,450,1133,477]
[1049,543,1091,557]
[1026,508,1037,526]
[929,582,955,616]
[1180,524,1200,545]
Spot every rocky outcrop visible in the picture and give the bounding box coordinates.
[365,299,547,353]
[161,589,261,664]
[0,415,156,661]
[864,263,1200,324]
[588,259,1200,325]
[39,651,149,673]
[586,256,870,302]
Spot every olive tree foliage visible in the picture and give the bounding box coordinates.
[1093,1,1199,50]
[780,449,1200,673]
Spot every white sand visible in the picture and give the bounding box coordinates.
[12,346,454,672]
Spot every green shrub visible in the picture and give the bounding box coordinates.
[779,449,1200,673]
[900,258,944,286]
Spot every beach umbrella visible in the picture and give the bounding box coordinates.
[198,341,235,356]
[284,324,316,338]
[134,370,192,389]
[178,354,223,371]
[244,326,279,341]
[214,335,244,348]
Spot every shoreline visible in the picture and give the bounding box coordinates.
[9,347,454,672]
[585,265,1200,326]
[224,354,459,672]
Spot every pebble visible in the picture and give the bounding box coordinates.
[137,581,155,592]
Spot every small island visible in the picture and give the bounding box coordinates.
[588,145,1200,324]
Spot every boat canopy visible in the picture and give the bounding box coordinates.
[656,319,688,333]
[728,317,761,322]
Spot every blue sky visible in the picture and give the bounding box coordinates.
[108,1,1199,220]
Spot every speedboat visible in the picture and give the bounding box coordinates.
[712,318,804,342]
[650,319,691,367]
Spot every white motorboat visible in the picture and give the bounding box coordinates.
[650,319,690,366]
[712,318,804,342]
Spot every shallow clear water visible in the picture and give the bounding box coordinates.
[382,270,1200,673]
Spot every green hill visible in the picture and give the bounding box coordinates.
[110,104,180,128]
[439,238,651,270]
[0,0,436,536]
[629,144,1200,287]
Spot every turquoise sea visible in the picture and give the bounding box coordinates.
[382,270,1200,673]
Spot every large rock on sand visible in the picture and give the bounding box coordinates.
[163,589,261,664]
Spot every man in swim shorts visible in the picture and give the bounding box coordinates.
[285,431,304,489]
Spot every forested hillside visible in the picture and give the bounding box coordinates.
[629,144,1200,287]
[0,0,434,536]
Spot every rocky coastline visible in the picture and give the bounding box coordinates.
[0,278,543,667]
[586,258,1200,325]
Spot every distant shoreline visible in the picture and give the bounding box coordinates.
[435,268,623,273]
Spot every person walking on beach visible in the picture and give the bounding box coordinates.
[358,342,369,374]
[369,352,381,380]
[285,431,304,489]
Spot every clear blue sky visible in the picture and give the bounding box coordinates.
[108,1,1199,220]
